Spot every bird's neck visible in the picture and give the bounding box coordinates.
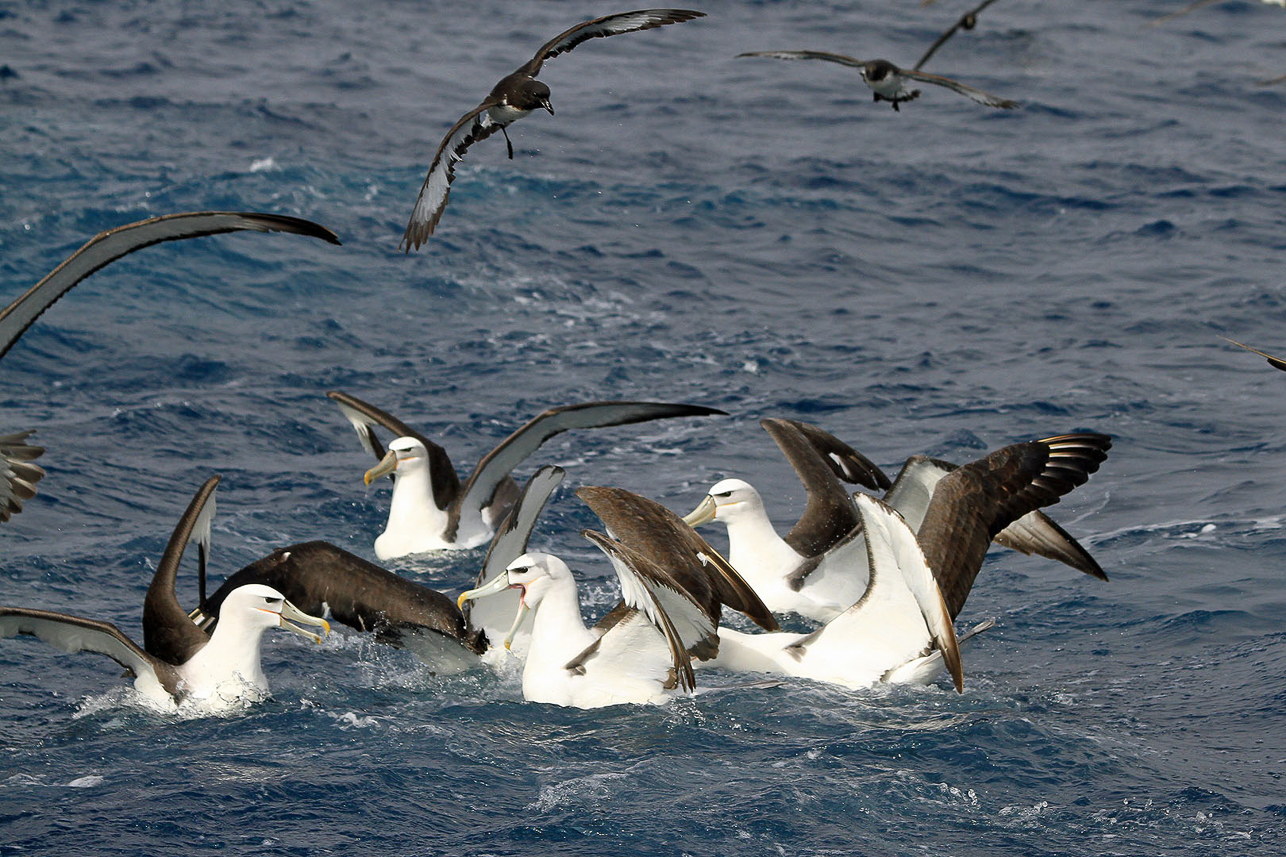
[522,579,596,701]
[387,466,448,533]
[720,506,802,588]
[177,613,270,705]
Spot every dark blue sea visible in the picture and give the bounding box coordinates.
[3,1,1285,853]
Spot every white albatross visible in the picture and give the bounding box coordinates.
[329,390,724,558]
[457,485,776,708]
[682,417,889,623]
[687,419,1107,623]
[0,477,329,713]
[708,433,1112,692]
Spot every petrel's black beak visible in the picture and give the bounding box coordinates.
[541,98,554,116]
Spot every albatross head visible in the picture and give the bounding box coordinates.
[456,552,569,649]
[682,478,763,528]
[364,437,428,486]
[218,584,331,644]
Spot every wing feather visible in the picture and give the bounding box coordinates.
[0,212,340,361]
[737,50,868,68]
[0,607,172,693]
[400,101,503,250]
[0,431,45,523]
[520,9,705,76]
[902,68,1017,108]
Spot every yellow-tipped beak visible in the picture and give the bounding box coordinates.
[278,600,330,644]
[682,495,717,528]
[364,450,398,486]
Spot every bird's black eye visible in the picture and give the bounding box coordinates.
[264,597,282,605]
[714,491,733,499]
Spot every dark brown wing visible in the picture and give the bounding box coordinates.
[760,418,864,558]
[518,9,705,77]
[913,0,1004,70]
[400,100,504,250]
[576,485,779,631]
[0,212,340,361]
[777,419,892,491]
[142,476,221,665]
[200,541,484,654]
[326,390,460,512]
[916,433,1111,618]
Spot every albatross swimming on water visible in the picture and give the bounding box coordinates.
[328,391,724,558]
[0,211,340,522]
[687,419,1106,623]
[706,433,1111,692]
[458,485,777,708]
[0,476,329,713]
[400,8,705,248]
[683,418,890,623]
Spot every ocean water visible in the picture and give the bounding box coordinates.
[2,0,1285,853]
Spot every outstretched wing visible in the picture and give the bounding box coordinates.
[0,212,340,361]
[0,606,172,694]
[400,100,504,251]
[887,455,1106,581]
[466,465,566,656]
[326,390,460,511]
[917,433,1111,618]
[737,49,868,68]
[902,68,1017,108]
[456,401,724,533]
[1223,337,1286,372]
[0,431,45,523]
[913,0,1004,71]
[519,9,706,77]
[142,476,221,665]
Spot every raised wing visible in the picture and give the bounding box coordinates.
[737,49,868,68]
[0,606,173,695]
[777,419,891,491]
[0,212,340,361]
[580,530,717,692]
[913,0,1004,70]
[519,9,706,77]
[142,476,220,665]
[917,433,1111,618]
[902,68,1017,108]
[466,465,566,656]
[456,401,725,535]
[0,431,45,523]
[761,418,864,558]
[326,390,460,511]
[400,101,505,250]
[1223,337,1286,372]
[576,485,778,631]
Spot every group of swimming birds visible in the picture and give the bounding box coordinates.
[3,2,1201,714]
